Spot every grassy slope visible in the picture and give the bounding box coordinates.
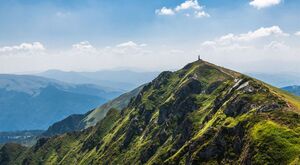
[8,60,300,165]
[83,85,144,128]
[0,143,27,165]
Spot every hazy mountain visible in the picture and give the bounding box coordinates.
[5,60,300,164]
[0,131,43,146]
[282,85,300,96]
[38,70,159,91]
[0,74,122,131]
[42,85,144,136]
[246,72,300,87]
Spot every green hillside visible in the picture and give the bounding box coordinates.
[3,60,300,164]
[83,85,145,128]
[0,143,26,165]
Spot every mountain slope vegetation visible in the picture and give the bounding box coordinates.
[0,143,27,165]
[3,60,300,164]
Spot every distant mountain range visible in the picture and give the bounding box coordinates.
[282,85,300,96]
[37,70,159,91]
[0,74,123,131]
[42,85,144,136]
[246,73,300,96]
[0,84,143,144]
[247,72,300,87]
[38,70,300,90]
[0,130,43,146]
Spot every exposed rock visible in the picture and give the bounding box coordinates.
[33,137,49,152]
[206,81,222,94]
[224,96,252,117]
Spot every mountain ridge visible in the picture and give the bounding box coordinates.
[3,60,300,164]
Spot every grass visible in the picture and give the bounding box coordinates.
[251,120,300,164]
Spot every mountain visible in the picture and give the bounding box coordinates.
[3,60,300,164]
[82,85,145,128]
[38,70,159,91]
[0,143,27,165]
[42,85,144,136]
[247,72,300,87]
[0,74,122,131]
[0,131,43,147]
[282,86,300,96]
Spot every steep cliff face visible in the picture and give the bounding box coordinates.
[5,60,300,165]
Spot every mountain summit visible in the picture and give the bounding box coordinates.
[2,60,300,164]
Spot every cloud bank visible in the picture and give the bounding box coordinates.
[0,42,45,55]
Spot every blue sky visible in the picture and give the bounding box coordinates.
[0,0,300,73]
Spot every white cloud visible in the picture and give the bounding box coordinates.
[116,41,146,48]
[155,7,175,16]
[201,26,288,51]
[201,41,216,47]
[250,0,282,9]
[175,0,202,11]
[0,42,45,55]
[264,41,289,50]
[110,41,150,56]
[238,26,288,41]
[201,41,251,51]
[217,26,288,44]
[116,41,138,47]
[195,11,210,18]
[156,0,209,18]
[70,41,148,56]
[72,41,95,52]
[295,31,300,36]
